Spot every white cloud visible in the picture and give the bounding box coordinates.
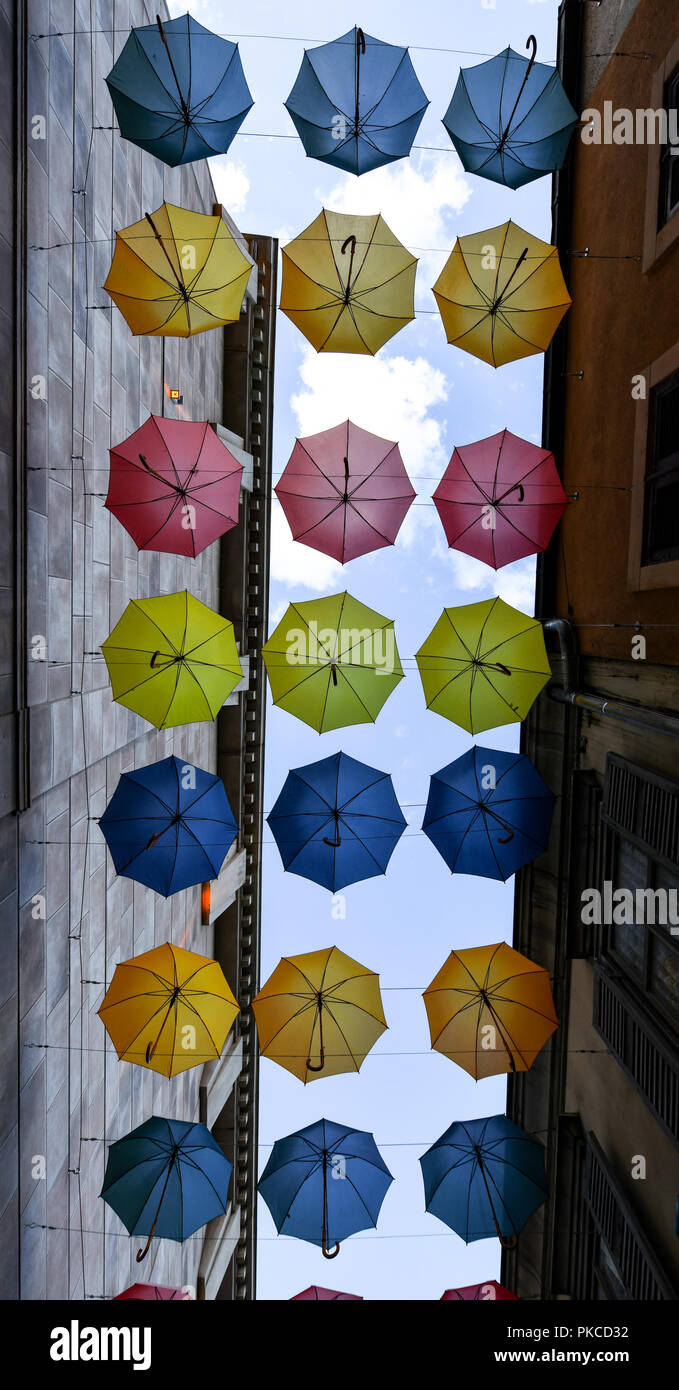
[269,503,344,592]
[440,547,537,615]
[210,159,250,218]
[320,152,472,293]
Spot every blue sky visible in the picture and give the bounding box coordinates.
[170,0,561,1300]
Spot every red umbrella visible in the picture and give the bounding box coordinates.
[275,419,415,563]
[113,1283,192,1301]
[106,415,242,558]
[433,428,568,570]
[290,1286,363,1301]
[441,1280,519,1301]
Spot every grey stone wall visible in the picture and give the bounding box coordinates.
[1,0,242,1299]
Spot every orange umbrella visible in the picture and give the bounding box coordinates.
[423,942,558,1079]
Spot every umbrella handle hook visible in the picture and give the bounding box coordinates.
[499,1233,519,1251]
[136,1228,155,1263]
[356,27,366,56]
[322,1238,341,1259]
[525,35,537,74]
[497,827,515,844]
[306,1049,325,1072]
[323,832,341,847]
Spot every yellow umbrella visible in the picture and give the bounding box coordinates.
[98,942,239,1078]
[252,946,387,1083]
[101,590,243,729]
[422,939,556,1078]
[104,201,252,337]
[415,596,550,733]
[423,942,558,1079]
[280,208,417,353]
[432,219,571,366]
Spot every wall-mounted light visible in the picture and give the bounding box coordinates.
[167,388,183,404]
[201,882,211,926]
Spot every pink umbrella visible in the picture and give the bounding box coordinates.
[113,1283,193,1301]
[275,420,415,563]
[441,1280,518,1301]
[106,415,243,558]
[433,428,568,570]
[290,1286,363,1301]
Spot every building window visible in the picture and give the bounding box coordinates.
[600,754,679,1034]
[642,369,679,566]
[643,36,679,271]
[658,66,679,230]
[628,342,679,591]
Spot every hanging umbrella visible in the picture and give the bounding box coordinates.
[285,26,428,175]
[104,201,252,337]
[275,420,415,563]
[105,13,253,167]
[281,209,417,354]
[420,1113,547,1246]
[415,597,551,734]
[422,744,554,881]
[113,1283,193,1301]
[433,429,568,569]
[252,945,387,1083]
[98,942,239,1078]
[422,942,558,1080]
[290,1286,363,1301]
[443,37,579,189]
[106,416,242,558]
[101,591,242,729]
[441,1281,518,1301]
[101,1116,232,1262]
[262,593,403,733]
[100,755,238,895]
[267,752,406,891]
[432,220,571,367]
[259,1117,393,1258]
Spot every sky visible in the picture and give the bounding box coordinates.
[169,0,562,1300]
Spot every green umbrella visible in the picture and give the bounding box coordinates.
[262,592,403,733]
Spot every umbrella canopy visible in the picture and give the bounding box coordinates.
[432,220,571,367]
[275,420,415,563]
[262,593,403,733]
[105,13,253,167]
[285,26,428,175]
[415,597,551,734]
[433,429,568,569]
[422,942,559,1079]
[98,942,239,1078]
[104,201,252,338]
[113,1284,192,1301]
[101,1116,232,1262]
[106,416,242,558]
[102,591,242,729]
[443,39,579,189]
[259,1117,393,1257]
[252,945,387,1083]
[422,744,555,881]
[281,209,417,354]
[290,1286,363,1301]
[441,1281,518,1301]
[99,755,238,895]
[420,1113,547,1246]
[267,752,406,891]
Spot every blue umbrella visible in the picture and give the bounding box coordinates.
[422,744,554,881]
[258,1117,393,1257]
[268,751,406,891]
[100,755,238,897]
[101,1116,232,1262]
[420,1113,547,1246]
[285,27,429,175]
[106,13,253,167]
[443,37,579,189]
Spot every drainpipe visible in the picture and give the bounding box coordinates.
[545,618,679,739]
